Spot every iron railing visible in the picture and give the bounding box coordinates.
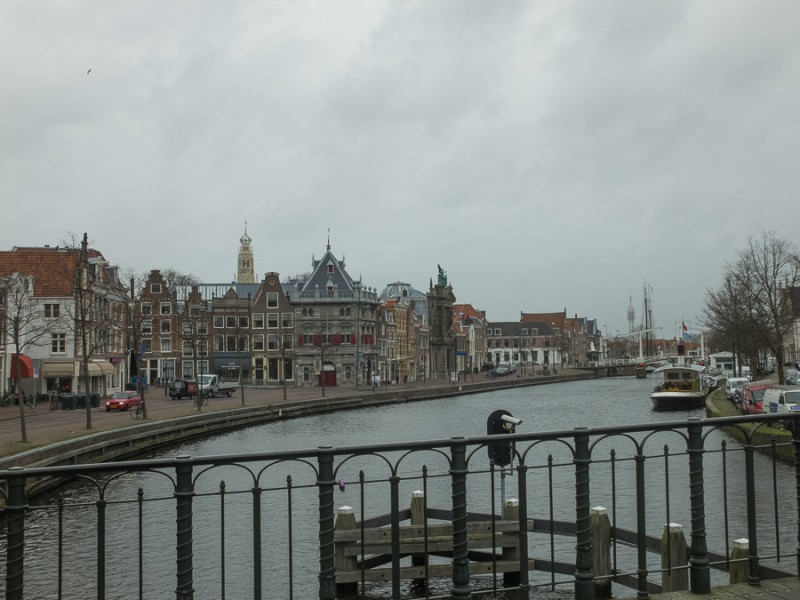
[1,413,799,599]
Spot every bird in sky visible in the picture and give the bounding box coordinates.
[87,68,92,74]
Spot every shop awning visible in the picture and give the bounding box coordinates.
[10,354,34,379]
[87,363,103,376]
[42,362,75,378]
[94,362,116,375]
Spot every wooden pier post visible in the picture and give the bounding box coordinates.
[503,498,521,588]
[590,506,612,598]
[334,505,358,598]
[729,538,749,584]
[661,522,688,592]
[410,490,428,593]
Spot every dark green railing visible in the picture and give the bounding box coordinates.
[1,413,799,599]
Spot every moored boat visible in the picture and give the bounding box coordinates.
[650,343,708,410]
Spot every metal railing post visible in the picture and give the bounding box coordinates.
[516,462,531,595]
[792,417,800,578]
[317,446,336,600]
[743,429,761,585]
[4,467,27,600]
[450,437,471,600]
[175,456,195,600]
[574,428,594,600]
[687,418,710,593]
[635,445,648,600]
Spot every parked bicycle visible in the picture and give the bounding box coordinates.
[130,401,145,420]
[1,392,14,407]
[24,394,37,413]
[193,389,210,408]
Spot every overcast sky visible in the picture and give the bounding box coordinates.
[2,1,798,340]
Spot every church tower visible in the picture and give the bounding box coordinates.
[627,294,635,334]
[236,224,255,284]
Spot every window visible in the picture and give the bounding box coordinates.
[160,303,171,315]
[267,292,278,308]
[161,320,171,334]
[198,340,208,356]
[213,316,224,328]
[142,320,152,334]
[239,316,249,329]
[226,335,237,352]
[214,334,225,352]
[182,341,193,356]
[327,263,334,273]
[268,313,278,328]
[142,303,152,315]
[198,322,208,335]
[253,334,265,351]
[226,316,237,328]
[161,339,172,353]
[282,313,293,328]
[183,322,192,335]
[282,334,293,350]
[44,303,60,318]
[51,333,66,354]
[268,334,279,350]
[183,361,194,378]
[253,313,264,328]
[151,283,161,294]
[141,339,152,353]
[521,328,528,335]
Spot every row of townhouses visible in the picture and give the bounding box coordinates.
[1,230,608,398]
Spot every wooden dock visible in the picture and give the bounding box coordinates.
[620,577,800,599]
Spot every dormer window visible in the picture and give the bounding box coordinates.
[327,263,334,273]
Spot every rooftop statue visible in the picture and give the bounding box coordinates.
[437,264,448,286]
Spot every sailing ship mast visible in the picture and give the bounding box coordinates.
[642,281,655,357]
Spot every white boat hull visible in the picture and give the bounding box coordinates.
[650,390,707,411]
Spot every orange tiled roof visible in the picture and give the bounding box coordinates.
[0,247,83,296]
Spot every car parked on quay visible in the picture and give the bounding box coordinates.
[105,391,142,412]
[741,382,771,415]
[725,377,749,408]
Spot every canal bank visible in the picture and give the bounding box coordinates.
[0,370,593,471]
[705,386,795,462]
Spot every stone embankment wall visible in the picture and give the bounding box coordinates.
[2,372,594,472]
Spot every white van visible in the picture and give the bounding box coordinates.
[761,387,800,414]
[725,377,749,404]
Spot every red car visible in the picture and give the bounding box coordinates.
[742,382,770,415]
[105,391,142,412]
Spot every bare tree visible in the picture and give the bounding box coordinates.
[705,232,800,383]
[64,233,128,429]
[737,232,800,383]
[703,270,748,376]
[1,273,66,442]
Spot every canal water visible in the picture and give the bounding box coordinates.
[7,377,796,599]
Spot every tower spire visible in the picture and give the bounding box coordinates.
[236,224,255,284]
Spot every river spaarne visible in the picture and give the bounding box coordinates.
[9,376,796,600]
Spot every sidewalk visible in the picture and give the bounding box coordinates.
[0,377,463,459]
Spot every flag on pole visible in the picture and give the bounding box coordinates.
[682,321,690,342]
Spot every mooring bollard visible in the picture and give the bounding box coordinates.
[503,498,521,588]
[410,491,427,592]
[661,522,688,592]
[334,506,358,597]
[729,538,749,584]
[590,506,612,598]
